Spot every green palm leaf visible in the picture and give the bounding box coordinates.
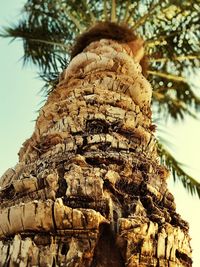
[157,140,200,198]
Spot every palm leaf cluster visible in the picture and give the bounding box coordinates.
[1,0,200,197]
[158,141,200,198]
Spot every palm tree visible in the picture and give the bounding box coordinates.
[0,0,199,266]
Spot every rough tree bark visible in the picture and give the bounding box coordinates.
[0,35,192,266]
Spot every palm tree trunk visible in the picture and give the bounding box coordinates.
[0,38,192,266]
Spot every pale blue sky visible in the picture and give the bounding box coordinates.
[0,1,200,265]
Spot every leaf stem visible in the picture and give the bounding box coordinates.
[148,70,186,82]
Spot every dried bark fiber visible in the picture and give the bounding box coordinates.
[0,39,192,266]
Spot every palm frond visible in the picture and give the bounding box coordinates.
[103,0,108,21]
[123,1,140,24]
[148,71,186,83]
[131,0,162,30]
[153,91,197,120]
[149,55,200,63]
[157,141,200,198]
[111,0,117,22]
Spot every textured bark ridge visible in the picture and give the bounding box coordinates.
[0,39,192,266]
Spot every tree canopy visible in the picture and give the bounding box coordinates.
[1,0,200,197]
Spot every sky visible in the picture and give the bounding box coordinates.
[0,1,200,265]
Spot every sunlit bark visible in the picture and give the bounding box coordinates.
[0,38,192,266]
